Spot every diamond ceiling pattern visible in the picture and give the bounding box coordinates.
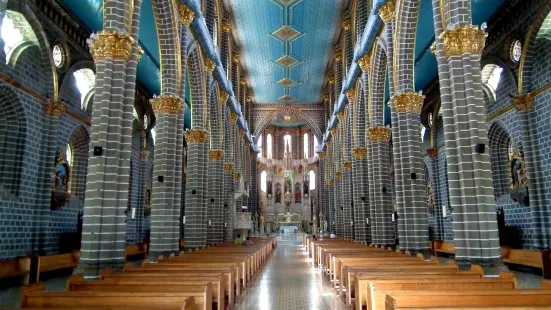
[228,0,344,104]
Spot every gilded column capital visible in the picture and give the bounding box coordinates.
[352,147,368,160]
[45,100,67,118]
[185,128,209,144]
[88,31,135,62]
[232,54,240,63]
[328,77,335,85]
[328,179,335,187]
[335,171,343,181]
[137,46,145,62]
[230,113,238,124]
[438,25,487,58]
[323,96,329,104]
[342,18,352,31]
[429,42,437,56]
[358,53,371,72]
[219,90,229,105]
[343,161,352,172]
[317,152,327,160]
[330,127,338,137]
[234,172,241,181]
[151,96,183,115]
[222,22,231,33]
[204,58,216,75]
[346,87,356,102]
[334,50,342,63]
[224,163,234,173]
[336,111,346,122]
[513,94,535,111]
[391,92,425,113]
[178,4,195,27]
[209,149,225,161]
[426,148,438,158]
[327,140,332,148]
[378,0,395,23]
[256,162,267,170]
[368,127,392,142]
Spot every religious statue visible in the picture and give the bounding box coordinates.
[50,152,71,210]
[303,180,309,195]
[285,177,292,194]
[509,147,529,205]
[275,183,282,203]
[267,180,273,196]
[294,182,301,203]
[426,180,435,215]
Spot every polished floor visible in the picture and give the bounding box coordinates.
[235,233,348,310]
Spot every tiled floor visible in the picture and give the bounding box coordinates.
[235,233,348,310]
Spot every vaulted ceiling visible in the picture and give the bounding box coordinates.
[226,0,346,104]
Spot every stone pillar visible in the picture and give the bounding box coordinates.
[426,148,445,241]
[80,1,143,278]
[207,149,224,245]
[223,162,235,241]
[149,97,184,261]
[339,107,354,240]
[431,0,501,269]
[318,152,328,235]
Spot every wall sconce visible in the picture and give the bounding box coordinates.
[365,218,369,225]
[131,207,136,220]
[391,213,395,222]
[207,219,212,226]
[442,205,447,218]
[182,216,186,224]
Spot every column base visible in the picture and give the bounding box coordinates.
[455,257,508,276]
[81,260,124,280]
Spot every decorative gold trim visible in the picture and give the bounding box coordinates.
[358,53,371,72]
[178,4,195,27]
[335,171,343,181]
[353,147,368,160]
[222,22,231,33]
[45,100,67,118]
[185,128,209,144]
[328,77,335,85]
[336,111,345,122]
[137,46,145,62]
[378,0,395,23]
[317,152,327,160]
[429,41,437,55]
[330,127,338,137]
[328,179,335,187]
[204,58,216,75]
[513,94,535,111]
[391,92,424,113]
[224,163,234,173]
[343,161,352,171]
[230,113,238,124]
[219,91,229,105]
[426,148,438,159]
[232,54,240,63]
[346,87,356,102]
[234,172,241,181]
[89,31,135,62]
[368,127,391,142]
[438,25,487,58]
[209,149,225,161]
[342,18,352,31]
[151,96,183,115]
[334,49,342,62]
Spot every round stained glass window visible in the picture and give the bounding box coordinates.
[52,44,65,68]
[510,40,522,63]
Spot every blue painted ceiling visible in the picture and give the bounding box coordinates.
[228,0,344,104]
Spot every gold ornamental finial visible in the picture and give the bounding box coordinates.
[330,127,338,137]
[368,127,392,142]
[438,25,487,59]
[89,31,135,62]
[378,0,396,23]
[219,91,229,105]
[137,46,145,62]
[151,96,183,115]
[209,149,225,161]
[391,92,425,113]
[353,147,368,160]
[334,51,342,63]
[323,96,329,104]
[204,58,216,75]
[178,4,195,27]
[358,53,371,72]
[513,94,535,111]
[185,128,209,144]
[46,100,67,118]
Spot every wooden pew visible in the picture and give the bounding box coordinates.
[383,290,551,310]
[432,240,455,257]
[125,243,148,260]
[21,283,200,310]
[501,246,551,278]
[36,251,80,282]
[0,256,31,285]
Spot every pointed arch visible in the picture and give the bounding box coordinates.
[187,44,207,128]
[253,107,323,143]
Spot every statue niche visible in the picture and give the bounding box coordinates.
[275,183,282,203]
[509,148,529,205]
[294,182,301,203]
[51,152,71,211]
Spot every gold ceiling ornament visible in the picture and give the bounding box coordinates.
[378,0,395,23]
[513,93,535,111]
[230,113,238,124]
[89,31,135,62]
[342,18,352,31]
[391,92,425,113]
[209,149,225,161]
[438,25,487,59]
[346,87,356,102]
[45,100,67,118]
[426,148,438,159]
[234,172,241,181]
[178,4,195,27]
[317,152,327,160]
[353,147,368,160]
[222,22,231,33]
[224,163,234,173]
[151,96,183,115]
[368,127,392,142]
[343,161,352,171]
[358,53,371,72]
[204,58,216,75]
[335,171,343,181]
[280,95,295,103]
[278,78,297,88]
[273,25,301,41]
[219,91,229,105]
[276,55,298,68]
[184,128,209,144]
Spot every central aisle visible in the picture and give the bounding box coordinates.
[236,234,348,310]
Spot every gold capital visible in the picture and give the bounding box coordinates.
[222,22,231,33]
[346,87,356,102]
[343,161,352,171]
[234,172,241,181]
[368,127,392,142]
[328,179,335,187]
[209,149,225,161]
[232,54,240,63]
[89,31,135,62]
[219,91,229,105]
[438,25,487,58]
[391,92,425,113]
[224,163,234,173]
[378,1,395,23]
[178,4,195,27]
[46,100,67,118]
[137,46,145,62]
[151,96,183,115]
[426,148,438,159]
[185,128,209,144]
[205,58,216,75]
[330,127,338,137]
[358,53,371,72]
[513,94,535,111]
[230,113,238,124]
[342,18,352,31]
[317,152,327,160]
[334,49,342,62]
[335,171,343,181]
[353,147,368,160]
[328,77,335,85]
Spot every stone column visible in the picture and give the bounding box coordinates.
[431,0,501,269]
[339,107,354,240]
[207,149,225,245]
[318,152,328,235]
[223,162,235,241]
[80,0,143,278]
[426,148,444,241]
[149,97,184,261]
